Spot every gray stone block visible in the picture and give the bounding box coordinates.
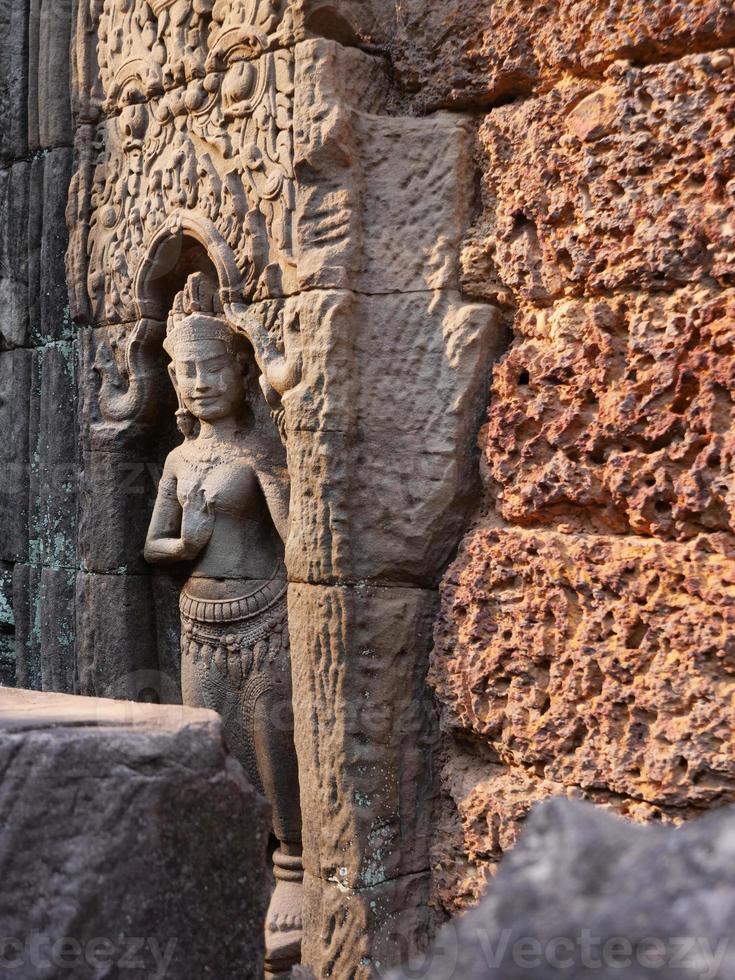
[29,340,78,571]
[0,688,270,979]
[0,149,74,350]
[12,563,40,691]
[38,566,76,693]
[29,147,74,346]
[75,571,164,701]
[78,446,169,574]
[0,162,31,349]
[12,564,76,694]
[31,0,72,152]
[389,798,735,979]
[0,561,14,687]
[0,0,29,163]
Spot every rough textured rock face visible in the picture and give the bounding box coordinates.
[425,5,735,916]
[431,529,735,909]
[389,798,735,980]
[0,688,270,978]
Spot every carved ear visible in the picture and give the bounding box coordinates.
[167,361,196,438]
[167,360,185,414]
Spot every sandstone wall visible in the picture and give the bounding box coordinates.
[413,1,735,915]
[0,0,76,694]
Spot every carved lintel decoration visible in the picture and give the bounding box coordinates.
[79,0,296,327]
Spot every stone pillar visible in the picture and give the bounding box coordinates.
[281,40,503,976]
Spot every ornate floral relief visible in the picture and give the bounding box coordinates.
[85,0,297,324]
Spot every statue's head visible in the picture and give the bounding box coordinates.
[164,273,249,435]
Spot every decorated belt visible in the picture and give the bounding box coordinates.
[180,568,287,625]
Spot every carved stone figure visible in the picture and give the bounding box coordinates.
[144,273,302,976]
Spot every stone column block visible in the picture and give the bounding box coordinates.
[0,349,32,563]
[0,150,73,349]
[0,162,31,349]
[29,0,72,153]
[294,39,475,296]
[284,289,501,586]
[75,572,163,701]
[78,447,163,574]
[12,564,39,690]
[12,564,76,694]
[30,340,78,571]
[0,0,30,163]
[290,583,438,887]
[38,566,76,693]
[35,147,74,343]
[0,561,14,686]
[303,869,432,980]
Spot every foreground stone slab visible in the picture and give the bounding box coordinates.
[390,798,735,979]
[0,688,270,979]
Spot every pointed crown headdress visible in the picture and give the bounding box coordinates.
[163,273,237,358]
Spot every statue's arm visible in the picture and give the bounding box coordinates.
[144,459,188,562]
[144,455,213,562]
[224,302,301,397]
[256,466,290,545]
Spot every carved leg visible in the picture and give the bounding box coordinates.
[250,667,304,977]
[181,629,303,975]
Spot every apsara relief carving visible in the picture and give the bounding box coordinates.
[144,273,303,974]
[69,1,503,976]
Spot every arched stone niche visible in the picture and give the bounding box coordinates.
[134,211,243,320]
[69,2,505,975]
[78,212,286,714]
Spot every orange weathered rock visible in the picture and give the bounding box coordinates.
[485,288,735,538]
[429,8,735,916]
[430,527,735,910]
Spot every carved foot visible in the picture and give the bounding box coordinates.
[264,850,303,977]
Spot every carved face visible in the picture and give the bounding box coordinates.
[173,338,245,422]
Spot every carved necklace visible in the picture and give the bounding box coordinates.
[178,436,248,471]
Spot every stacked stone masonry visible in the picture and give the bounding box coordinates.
[415,1,735,917]
[0,0,76,695]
